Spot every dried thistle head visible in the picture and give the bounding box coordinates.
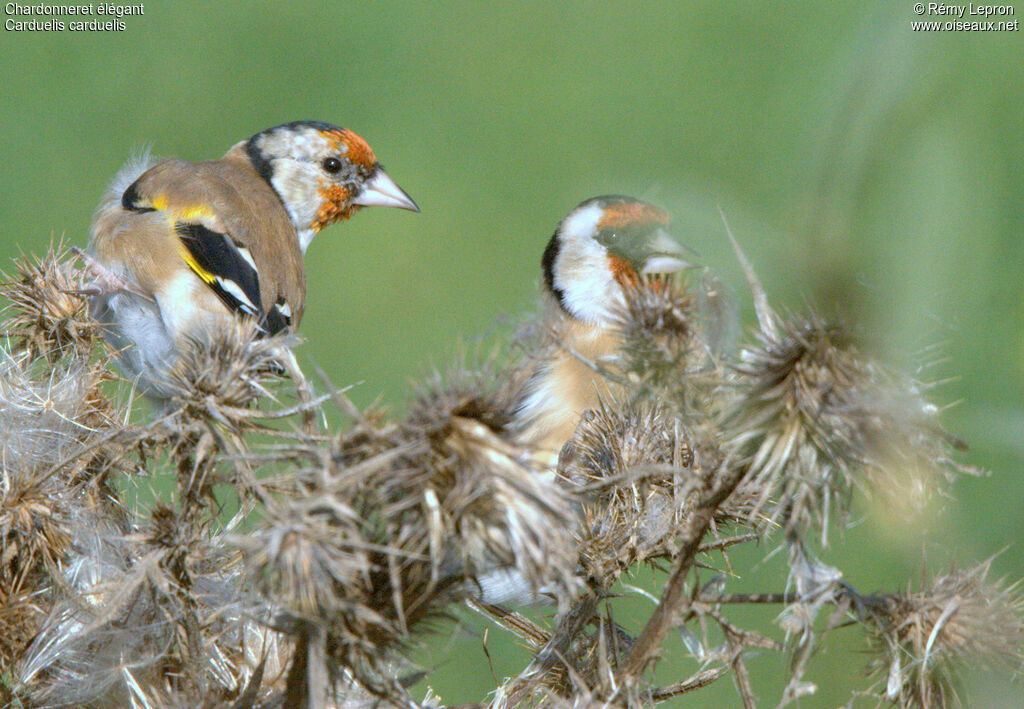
[399,349,578,600]
[240,454,461,702]
[610,270,736,412]
[19,505,277,709]
[0,345,128,668]
[120,324,300,523]
[408,345,533,440]
[558,399,682,491]
[612,274,697,379]
[16,539,170,708]
[725,310,977,541]
[557,398,758,587]
[1,241,98,359]
[1,348,116,472]
[432,416,578,599]
[864,559,1024,708]
[161,320,295,424]
[241,490,373,625]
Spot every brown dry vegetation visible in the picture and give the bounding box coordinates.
[0,242,1019,708]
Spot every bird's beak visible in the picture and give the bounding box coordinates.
[353,168,420,212]
[641,229,692,274]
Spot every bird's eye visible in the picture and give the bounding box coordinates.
[322,157,343,174]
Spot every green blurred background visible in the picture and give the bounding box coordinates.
[2,1,1021,705]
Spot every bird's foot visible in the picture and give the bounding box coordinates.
[68,246,155,303]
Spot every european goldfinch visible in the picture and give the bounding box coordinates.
[516,195,689,465]
[85,120,418,396]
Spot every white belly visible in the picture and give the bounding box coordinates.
[92,291,176,397]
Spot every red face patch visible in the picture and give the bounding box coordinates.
[322,129,377,171]
[607,253,639,286]
[597,201,670,231]
[312,183,354,232]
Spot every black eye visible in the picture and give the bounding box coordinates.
[322,157,342,174]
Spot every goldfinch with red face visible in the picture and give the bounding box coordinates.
[517,195,689,465]
[86,120,418,396]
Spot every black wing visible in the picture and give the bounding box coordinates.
[175,222,264,322]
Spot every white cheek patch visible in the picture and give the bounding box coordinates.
[560,203,604,241]
[554,204,621,325]
[270,161,320,234]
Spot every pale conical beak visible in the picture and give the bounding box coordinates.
[352,168,420,212]
[640,229,693,274]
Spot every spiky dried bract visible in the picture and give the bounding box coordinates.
[403,357,578,602]
[559,401,688,579]
[243,490,378,626]
[611,272,735,413]
[725,311,977,540]
[863,559,1024,708]
[162,320,295,423]
[1,241,99,359]
[19,507,284,709]
[0,343,127,670]
[409,347,535,443]
[558,399,761,586]
[242,352,579,698]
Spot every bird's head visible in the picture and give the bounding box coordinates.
[242,121,419,250]
[542,196,689,325]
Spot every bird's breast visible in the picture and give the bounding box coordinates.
[520,323,624,464]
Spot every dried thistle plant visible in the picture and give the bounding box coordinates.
[0,333,126,672]
[237,349,579,702]
[559,399,760,588]
[723,308,980,542]
[861,559,1024,708]
[1,240,99,360]
[611,270,735,414]
[468,235,1002,709]
[1,236,1018,709]
[1,245,313,708]
[714,230,982,544]
[19,511,281,709]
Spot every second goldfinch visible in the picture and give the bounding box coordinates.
[86,120,418,396]
[516,195,689,465]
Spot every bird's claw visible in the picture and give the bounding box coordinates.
[68,246,155,303]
